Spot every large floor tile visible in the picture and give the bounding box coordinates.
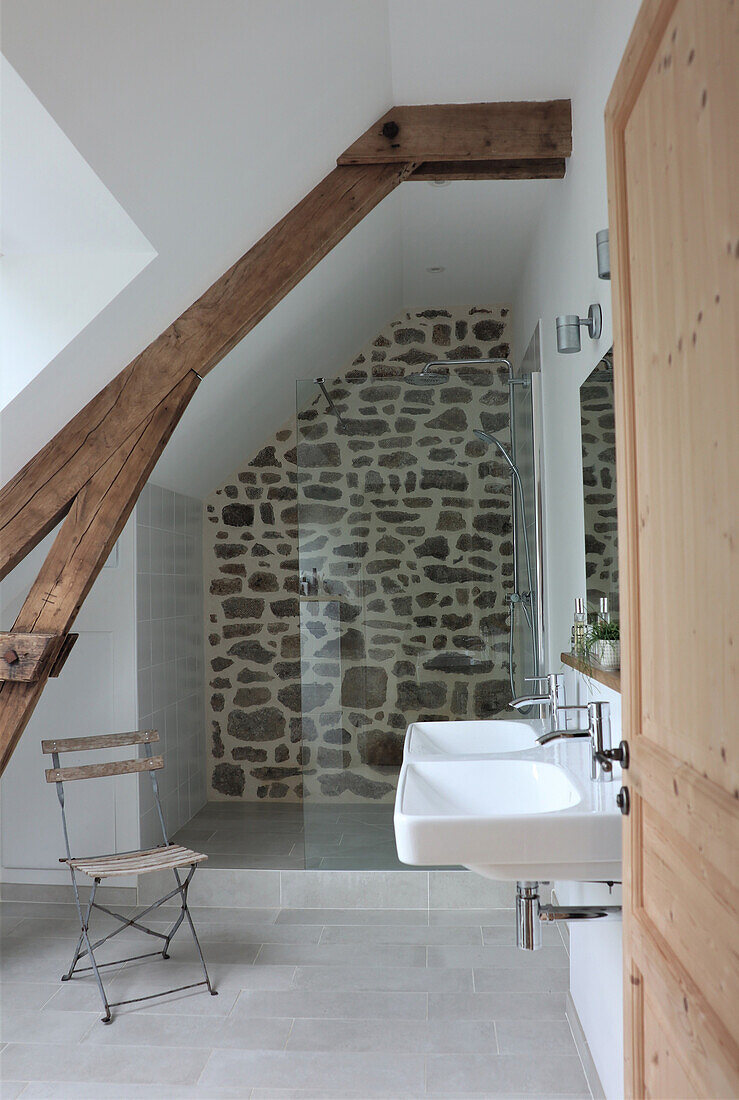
[248,1092,423,1100]
[495,1018,579,1055]
[0,1042,210,1086]
[427,945,569,969]
[0,1008,98,1045]
[17,1087,249,1099]
[151,920,321,944]
[481,923,563,946]
[286,1017,498,1054]
[80,1009,291,1050]
[0,982,60,1012]
[291,964,473,993]
[319,924,482,945]
[254,942,427,968]
[275,907,429,926]
[0,1082,26,1099]
[429,909,515,927]
[160,939,260,965]
[473,967,570,993]
[190,906,280,925]
[425,1053,590,1096]
[197,1049,426,1096]
[233,989,427,1019]
[428,991,567,1020]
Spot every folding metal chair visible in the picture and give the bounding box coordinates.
[42,728,217,1023]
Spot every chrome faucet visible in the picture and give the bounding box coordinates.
[509,673,564,731]
[536,700,627,782]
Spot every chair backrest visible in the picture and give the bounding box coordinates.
[42,729,167,858]
[41,729,162,783]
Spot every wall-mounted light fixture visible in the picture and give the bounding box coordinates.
[596,229,610,279]
[555,304,602,354]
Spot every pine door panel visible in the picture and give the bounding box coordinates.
[606,0,739,1095]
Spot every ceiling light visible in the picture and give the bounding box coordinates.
[426,265,446,274]
[428,180,451,188]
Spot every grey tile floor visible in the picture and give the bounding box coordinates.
[0,898,592,1098]
[171,801,458,871]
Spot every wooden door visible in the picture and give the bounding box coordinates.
[606,1,738,1096]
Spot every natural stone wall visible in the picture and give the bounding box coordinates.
[580,357,618,617]
[204,306,514,801]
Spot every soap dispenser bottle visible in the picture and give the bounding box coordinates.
[571,597,587,656]
[598,596,610,624]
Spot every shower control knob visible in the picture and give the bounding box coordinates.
[616,787,630,816]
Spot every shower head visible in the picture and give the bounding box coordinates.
[405,364,449,386]
[473,429,518,476]
[406,357,515,387]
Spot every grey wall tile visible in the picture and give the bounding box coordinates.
[279,870,428,909]
[428,872,515,909]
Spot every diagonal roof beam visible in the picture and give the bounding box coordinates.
[0,371,199,774]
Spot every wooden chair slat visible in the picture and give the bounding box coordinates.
[41,729,159,754]
[45,756,163,783]
[65,844,207,877]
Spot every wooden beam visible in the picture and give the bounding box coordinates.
[48,633,79,678]
[0,633,60,682]
[0,372,198,774]
[338,102,572,165]
[0,162,410,583]
[408,157,566,181]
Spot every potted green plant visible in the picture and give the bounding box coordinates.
[585,618,620,670]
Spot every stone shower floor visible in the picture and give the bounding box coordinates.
[171,800,427,870]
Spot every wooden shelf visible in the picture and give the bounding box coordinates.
[560,652,621,693]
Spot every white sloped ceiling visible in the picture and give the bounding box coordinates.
[1,0,610,498]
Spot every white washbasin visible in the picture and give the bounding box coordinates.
[404,719,542,759]
[394,743,622,881]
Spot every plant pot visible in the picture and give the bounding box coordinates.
[593,639,620,670]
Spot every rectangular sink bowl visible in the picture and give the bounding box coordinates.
[394,755,622,882]
[404,719,542,759]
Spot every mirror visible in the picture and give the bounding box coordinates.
[580,348,618,619]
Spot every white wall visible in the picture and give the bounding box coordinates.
[508,4,640,1097]
[0,521,139,886]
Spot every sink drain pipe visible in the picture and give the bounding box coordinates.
[516,881,622,950]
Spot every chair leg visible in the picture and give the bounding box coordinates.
[62,876,96,981]
[67,872,112,1023]
[170,865,217,996]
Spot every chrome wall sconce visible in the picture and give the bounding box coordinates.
[555,304,602,354]
[596,229,610,279]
